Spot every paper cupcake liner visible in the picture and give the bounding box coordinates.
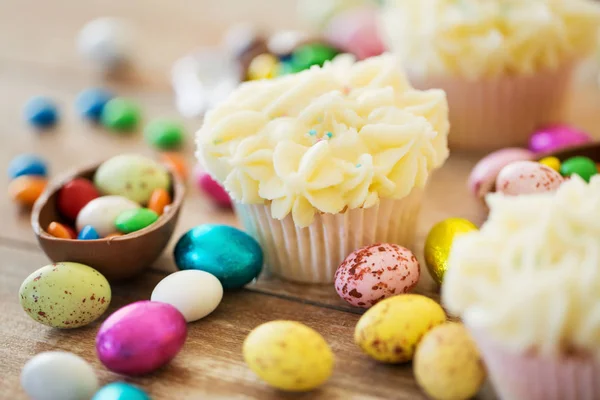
[410,63,574,151]
[470,328,600,400]
[235,189,423,284]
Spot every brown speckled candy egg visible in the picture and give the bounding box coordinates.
[495,161,564,196]
[334,243,420,308]
[19,262,111,329]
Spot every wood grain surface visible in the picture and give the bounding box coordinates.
[1,0,599,399]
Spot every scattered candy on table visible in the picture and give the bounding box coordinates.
[76,88,114,121]
[78,225,100,240]
[100,97,141,131]
[47,221,77,239]
[354,294,446,363]
[495,161,564,196]
[243,321,334,391]
[115,208,159,233]
[76,195,140,237]
[144,118,185,150]
[195,168,232,208]
[57,177,100,220]
[334,243,420,308]
[148,188,171,215]
[425,218,478,285]
[8,175,47,207]
[96,301,187,376]
[173,224,263,289]
[560,156,598,182]
[24,96,59,128]
[151,270,223,322]
[21,351,98,400]
[8,153,48,179]
[19,262,111,329]
[92,382,150,400]
[413,322,486,400]
[528,124,592,154]
[160,152,188,179]
[77,17,133,71]
[538,156,561,172]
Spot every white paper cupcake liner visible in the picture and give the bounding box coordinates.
[235,189,423,284]
[409,63,574,151]
[470,327,600,400]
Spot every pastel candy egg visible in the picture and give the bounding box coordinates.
[76,88,113,121]
[324,7,384,60]
[560,156,598,183]
[115,208,159,233]
[8,175,47,207]
[48,221,76,239]
[8,153,48,179]
[94,154,170,204]
[468,148,534,200]
[496,161,564,196]
[78,225,100,240]
[151,270,223,322]
[96,301,187,376]
[77,17,132,70]
[76,195,140,237]
[354,294,446,363]
[19,262,111,329]
[92,382,150,400]
[57,178,100,220]
[173,225,263,289]
[334,243,420,308]
[100,98,141,132]
[24,96,59,128]
[243,321,334,391]
[195,169,232,208]
[21,351,98,400]
[529,124,591,154]
[144,118,185,150]
[414,323,486,400]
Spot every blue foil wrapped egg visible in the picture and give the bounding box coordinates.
[173,225,263,289]
[92,382,149,400]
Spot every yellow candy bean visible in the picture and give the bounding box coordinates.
[539,156,561,172]
[247,53,279,81]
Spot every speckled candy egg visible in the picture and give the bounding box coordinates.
[334,243,420,308]
[19,262,111,329]
[76,195,140,237]
[354,294,446,363]
[94,154,170,205]
[414,323,486,400]
[496,161,564,196]
[96,301,187,376]
[21,351,98,400]
[243,321,334,391]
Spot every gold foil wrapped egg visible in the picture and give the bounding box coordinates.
[425,218,477,285]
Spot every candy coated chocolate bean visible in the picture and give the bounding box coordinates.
[76,88,113,121]
[196,169,232,208]
[57,178,100,221]
[8,176,47,207]
[247,53,279,80]
[144,119,185,150]
[115,208,159,233]
[160,152,188,180]
[24,96,59,128]
[78,225,100,240]
[560,156,598,182]
[8,154,48,179]
[148,188,171,216]
[291,43,338,71]
[101,98,140,131]
[48,222,76,239]
[538,157,561,172]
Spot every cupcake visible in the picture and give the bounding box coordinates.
[442,176,600,399]
[197,54,449,283]
[380,0,600,151]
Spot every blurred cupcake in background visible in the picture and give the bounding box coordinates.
[443,176,600,399]
[197,54,449,283]
[380,0,600,151]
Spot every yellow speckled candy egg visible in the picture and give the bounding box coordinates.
[425,218,478,285]
[243,321,334,391]
[354,294,446,363]
[414,322,486,400]
[19,262,111,329]
[94,154,170,205]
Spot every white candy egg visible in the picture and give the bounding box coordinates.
[21,351,98,400]
[151,270,223,322]
[76,195,140,237]
[77,17,133,71]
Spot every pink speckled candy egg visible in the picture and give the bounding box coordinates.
[496,161,564,196]
[529,124,591,154]
[334,243,420,309]
[96,301,187,376]
[468,148,535,201]
[194,166,232,208]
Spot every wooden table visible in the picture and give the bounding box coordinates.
[2,1,600,398]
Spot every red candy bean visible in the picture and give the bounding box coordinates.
[57,178,100,220]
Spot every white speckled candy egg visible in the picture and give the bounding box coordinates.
[21,351,98,400]
[76,195,140,237]
[334,243,420,308]
[151,270,223,322]
[19,262,111,329]
[496,161,564,196]
[94,154,170,205]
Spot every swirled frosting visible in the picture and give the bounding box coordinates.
[443,176,600,356]
[197,54,449,227]
[380,0,600,79]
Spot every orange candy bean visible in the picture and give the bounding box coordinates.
[160,152,188,180]
[8,176,47,207]
[47,221,76,239]
[148,188,171,216]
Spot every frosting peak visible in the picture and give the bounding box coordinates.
[197,54,449,227]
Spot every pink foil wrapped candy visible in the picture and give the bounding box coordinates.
[96,301,187,376]
[195,167,232,208]
[529,125,591,154]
